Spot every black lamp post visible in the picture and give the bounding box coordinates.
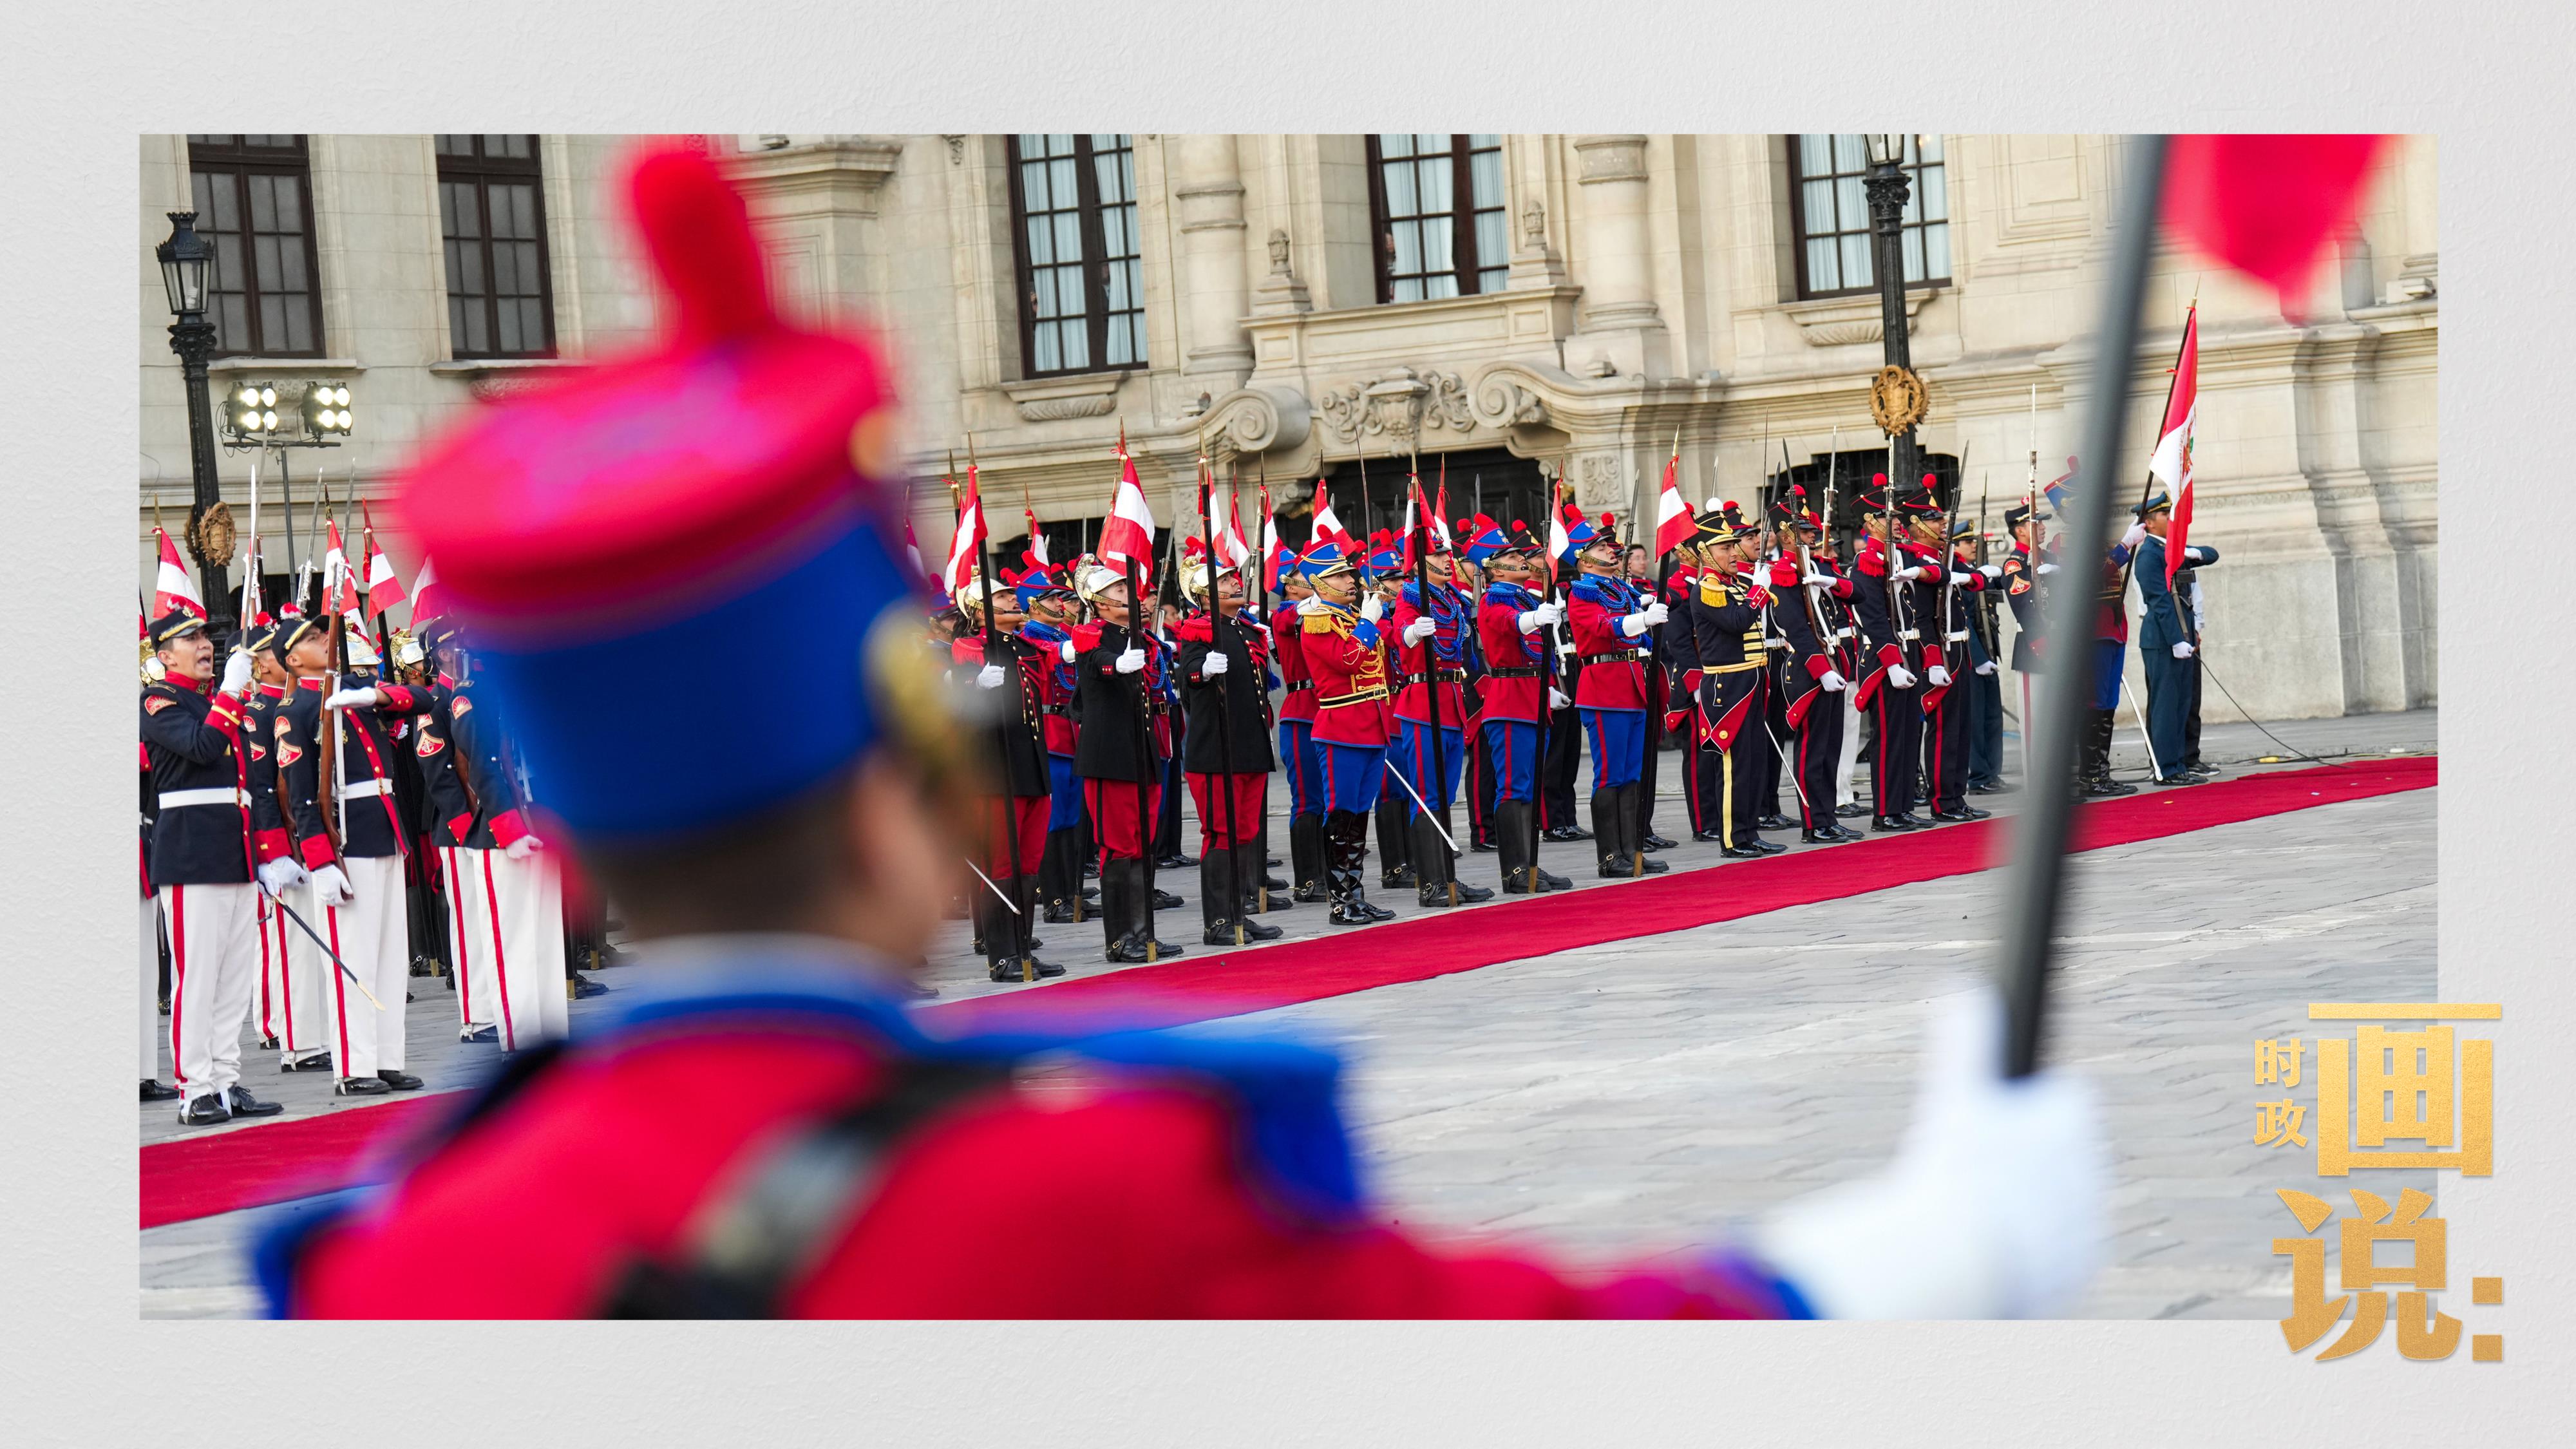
[158,211,233,635]
[1862,133,1918,488]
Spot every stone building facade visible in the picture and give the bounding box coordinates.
[139,133,2436,722]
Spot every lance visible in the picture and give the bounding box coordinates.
[967,436,1034,981]
[1354,450,1375,583]
[1406,439,1456,906]
[1255,457,1271,621]
[1931,440,1972,703]
[236,446,263,658]
[1112,433,1160,963]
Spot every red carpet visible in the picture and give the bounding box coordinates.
[140,756,2432,1229]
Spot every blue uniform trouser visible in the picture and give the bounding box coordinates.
[1581,706,1644,791]
[1278,719,1321,817]
[1965,670,2004,786]
[1394,721,1464,818]
[1319,742,1387,815]
[1046,756,1081,829]
[1484,719,1542,808]
[2141,645,2195,777]
[2089,638,2126,711]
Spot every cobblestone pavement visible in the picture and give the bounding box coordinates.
[142,708,2434,1316]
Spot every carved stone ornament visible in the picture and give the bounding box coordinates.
[1267,227,1291,274]
[1200,386,1311,456]
[1576,454,1624,507]
[1868,364,1930,435]
[943,134,965,165]
[1521,198,1546,249]
[1318,366,1475,444]
[1472,374,1551,429]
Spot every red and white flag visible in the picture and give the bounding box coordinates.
[1308,485,1353,552]
[1097,451,1159,588]
[902,518,928,586]
[1025,509,1050,565]
[410,554,450,624]
[942,466,987,597]
[1651,450,1694,556]
[361,524,408,618]
[1429,476,1454,552]
[2163,135,2389,319]
[2149,304,2201,587]
[322,520,363,617]
[1546,498,1573,564]
[152,526,204,620]
[1215,490,1252,572]
[1258,486,1287,593]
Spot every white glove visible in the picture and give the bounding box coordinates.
[220,650,254,696]
[1643,600,1669,626]
[1887,665,1917,690]
[2183,546,2210,565]
[1535,600,1565,627]
[2035,562,2059,576]
[1975,660,1997,676]
[1949,571,1979,587]
[256,857,306,898]
[1754,989,2105,1318]
[1980,564,2004,580]
[1402,616,1436,646]
[976,663,1007,688]
[1516,608,1546,635]
[1359,595,1385,624]
[2172,641,2194,659]
[323,686,379,711]
[1818,669,1847,693]
[1926,665,1953,687]
[308,863,355,906]
[1548,687,1570,710]
[1620,612,1654,638]
[1802,571,1837,589]
[1202,651,1231,677]
[2120,522,2146,549]
[1296,594,1329,618]
[1114,647,1146,674]
[1058,639,1079,663]
[504,834,543,860]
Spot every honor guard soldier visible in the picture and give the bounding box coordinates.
[410,616,507,1042]
[1998,497,2057,786]
[2133,493,2219,786]
[1174,540,1284,945]
[1915,511,2004,823]
[1660,524,1719,843]
[276,614,435,1094]
[1389,522,1490,909]
[142,610,287,1124]
[1564,509,1667,877]
[952,565,1062,981]
[1958,525,2011,795]
[1851,477,1934,832]
[2079,480,2148,798]
[1297,538,1398,925]
[1750,511,1799,836]
[1765,489,1861,844]
[269,146,2104,1323]
[1010,558,1095,924]
[1473,522,1571,895]
[1073,563,1186,963]
[238,614,303,1056]
[1270,548,1329,905]
[1361,535,1414,894]
[1690,509,1785,858]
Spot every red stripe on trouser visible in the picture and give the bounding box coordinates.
[254,899,272,1040]
[328,904,350,1073]
[446,849,473,1025]
[1798,722,1815,829]
[167,886,187,1087]
[1871,691,1889,816]
[482,853,516,1051]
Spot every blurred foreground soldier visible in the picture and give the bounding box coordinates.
[141,611,286,1123]
[2132,494,2219,786]
[267,147,2103,1321]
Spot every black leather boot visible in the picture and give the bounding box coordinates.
[1233,845,1285,935]
[1441,807,1493,900]
[1622,785,1669,873]
[1200,853,1242,945]
[1495,799,1535,894]
[1591,791,1625,877]
[1412,813,1456,907]
[1101,855,1139,961]
[1377,795,1414,889]
[1290,813,1329,902]
[1325,810,1379,925]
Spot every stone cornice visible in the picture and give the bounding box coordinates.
[727,138,904,211]
[998,370,1133,422]
[1779,286,1940,347]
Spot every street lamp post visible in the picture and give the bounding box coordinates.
[1862,133,1918,487]
[158,211,234,636]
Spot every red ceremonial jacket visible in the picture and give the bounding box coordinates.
[1566,570,1651,712]
[1300,601,1392,747]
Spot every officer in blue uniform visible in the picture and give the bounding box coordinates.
[2133,493,2221,786]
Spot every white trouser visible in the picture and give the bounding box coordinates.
[442,846,500,1032]
[165,881,260,1101]
[279,880,331,1061]
[319,854,410,1081]
[1835,690,1866,806]
[477,847,568,1049]
[141,896,164,1082]
[252,895,284,1043]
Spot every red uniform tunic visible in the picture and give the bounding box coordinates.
[1473,582,1551,725]
[1273,607,1318,723]
[1301,603,1392,748]
[1565,571,1651,712]
[1390,578,1471,726]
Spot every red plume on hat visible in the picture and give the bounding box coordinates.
[629,146,774,345]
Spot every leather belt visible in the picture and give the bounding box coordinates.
[1487,666,1542,679]
[158,787,249,810]
[1710,659,1764,676]
[1318,685,1389,708]
[336,778,390,800]
[1897,629,1920,641]
[1945,629,1969,641]
[1284,680,1316,693]
[1396,668,1467,687]
[1578,650,1639,667]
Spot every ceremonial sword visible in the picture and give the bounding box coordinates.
[264,891,387,1012]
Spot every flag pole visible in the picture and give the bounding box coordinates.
[1995,134,2172,1079]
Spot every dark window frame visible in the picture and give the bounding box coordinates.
[185,135,325,358]
[1365,134,1507,305]
[1004,133,1145,379]
[434,135,559,361]
[1783,133,1951,301]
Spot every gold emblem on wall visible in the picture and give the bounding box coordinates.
[1868,365,1929,435]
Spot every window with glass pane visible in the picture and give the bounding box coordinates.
[1368,134,1508,303]
[1007,134,1146,378]
[435,135,556,359]
[185,135,324,357]
[1785,134,1950,299]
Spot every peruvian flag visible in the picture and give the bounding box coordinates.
[942,465,987,596]
[1258,486,1287,592]
[1098,450,1158,588]
[361,522,408,618]
[1025,509,1050,565]
[410,554,450,623]
[2150,304,2201,587]
[1651,449,1694,556]
[1308,485,1353,553]
[1399,477,1432,567]
[1215,490,1253,572]
[902,518,928,586]
[2162,135,2389,319]
[321,520,363,617]
[152,526,204,619]
[1428,475,1454,551]
[1546,498,1573,564]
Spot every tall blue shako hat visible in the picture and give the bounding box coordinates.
[393,147,933,841]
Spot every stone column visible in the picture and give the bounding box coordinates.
[1566,134,1667,379]
[1173,133,1253,383]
